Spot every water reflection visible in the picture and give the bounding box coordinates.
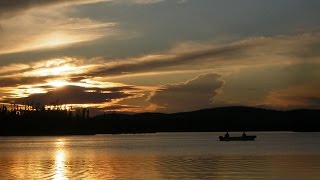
[55,138,66,146]
[53,139,67,180]
[1,133,320,179]
[54,150,66,180]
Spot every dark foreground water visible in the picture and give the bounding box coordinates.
[0,132,320,179]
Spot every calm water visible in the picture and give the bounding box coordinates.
[0,132,320,179]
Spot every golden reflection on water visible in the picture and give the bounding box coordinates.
[54,150,66,180]
[53,139,67,180]
[1,134,320,179]
[55,138,66,146]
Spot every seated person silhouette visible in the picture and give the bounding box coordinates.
[242,132,247,137]
[225,132,230,138]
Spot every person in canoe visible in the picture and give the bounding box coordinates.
[242,132,246,137]
[225,132,230,138]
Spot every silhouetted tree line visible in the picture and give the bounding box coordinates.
[0,103,91,135]
[0,106,319,135]
[0,103,90,121]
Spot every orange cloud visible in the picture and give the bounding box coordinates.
[263,86,320,109]
[1,32,320,112]
[0,5,116,55]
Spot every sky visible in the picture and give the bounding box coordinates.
[0,0,320,114]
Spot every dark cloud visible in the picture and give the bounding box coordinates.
[0,0,100,17]
[0,74,86,87]
[149,73,224,112]
[84,104,143,116]
[90,43,250,77]
[100,104,142,111]
[0,76,49,87]
[87,33,320,78]
[6,85,135,105]
[0,0,63,17]
[106,86,138,92]
[2,32,320,80]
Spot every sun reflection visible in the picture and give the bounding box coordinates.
[55,139,66,146]
[54,138,67,180]
[54,150,67,180]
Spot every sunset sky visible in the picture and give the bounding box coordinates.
[0,0,320,114]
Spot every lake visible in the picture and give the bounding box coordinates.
[0,132,320,179]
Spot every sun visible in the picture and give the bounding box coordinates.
[49,80,69,88]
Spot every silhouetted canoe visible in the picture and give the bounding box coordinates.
[219,135,256,141]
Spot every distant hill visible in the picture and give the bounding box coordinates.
[1,106,319,135]
[92,106,320,133]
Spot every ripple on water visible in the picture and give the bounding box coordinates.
[1,133,320,179]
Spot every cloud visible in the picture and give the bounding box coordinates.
[90,43,249,76]
[3,29,320,78]
[122,0,164,4]
[148,73,224,112]
[0,63,30,76]
[211,62,320,110]
[6,85,135,105]
[0,58,96,87]
[0,58,144,102]
[0,76,50,87]
[0,0,108,17]
[99,104,143,111]
[262,85,320,110]
[0,13,116,55]
[88,32,320,78]
[1,32,320,112]
[0,0,165,18]
[176,0,188,4]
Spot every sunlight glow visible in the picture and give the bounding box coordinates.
[55,139,66,146]
[26,64,77,77]
[49,80,70,88]
[23,59,98,78]
[36,33,84,48]
[8,86,48,98]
